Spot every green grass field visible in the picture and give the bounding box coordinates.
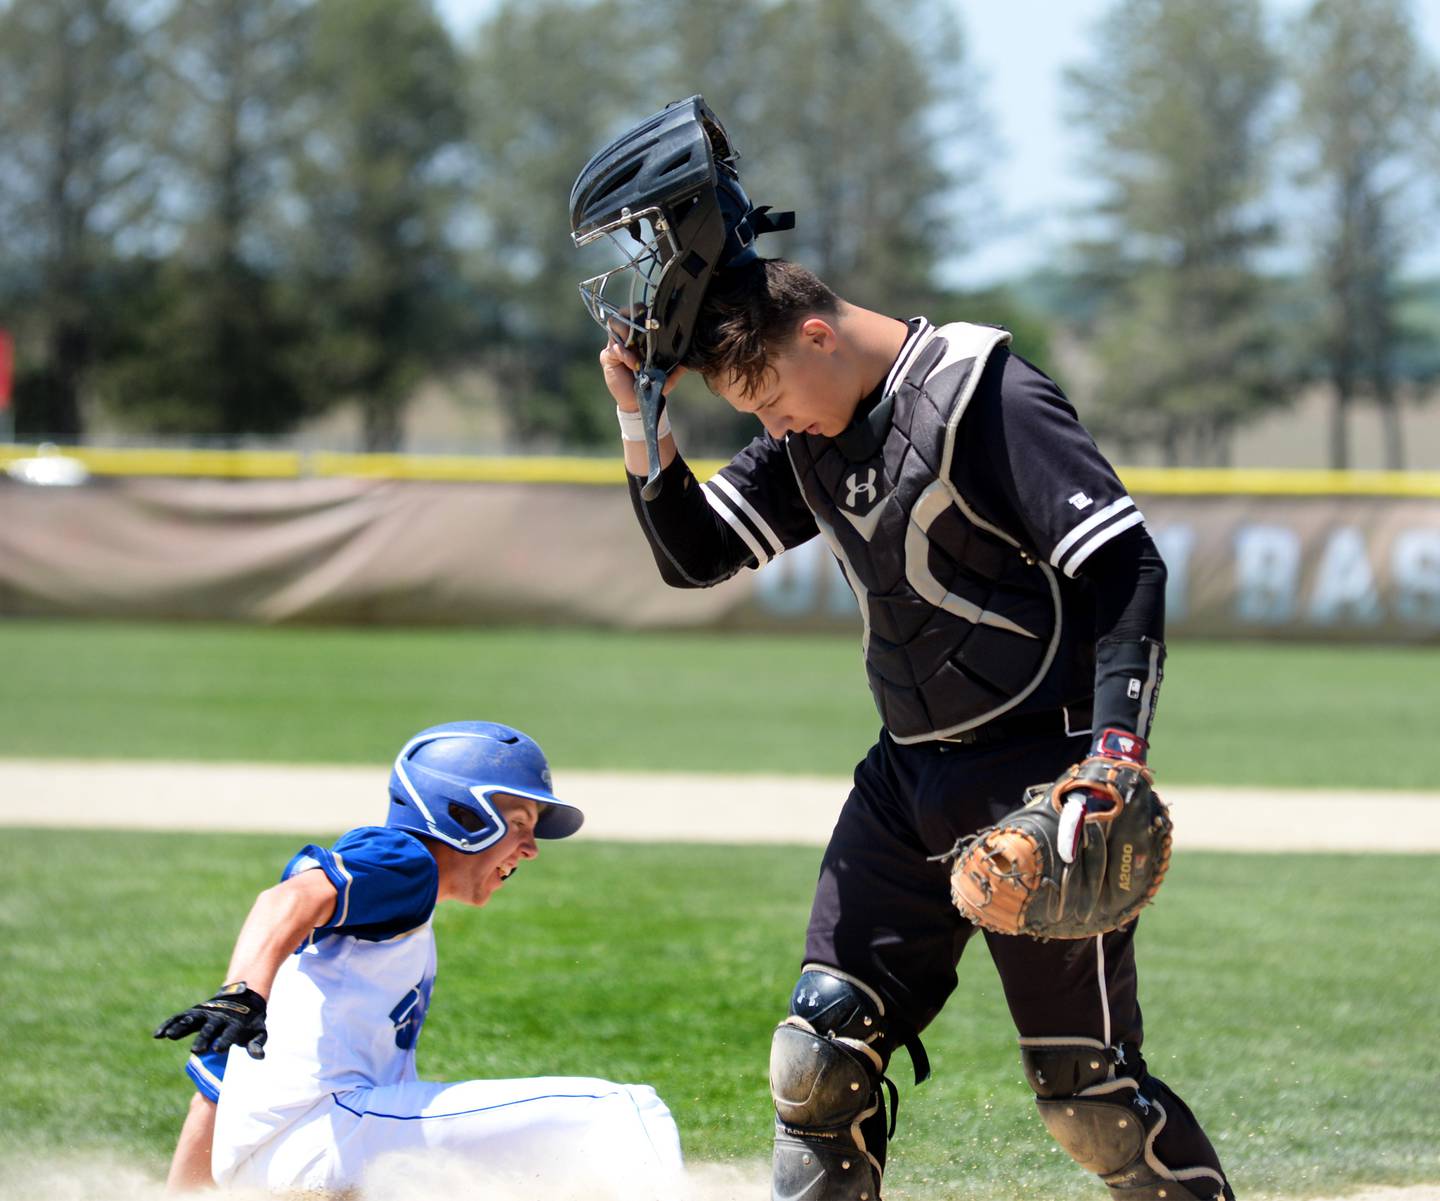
[2,620,1436,1197]
[1,619,1437,787]
[1,828,1436,1199]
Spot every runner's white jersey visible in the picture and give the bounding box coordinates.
[198,826,441,1183]
[178,824,686,1197]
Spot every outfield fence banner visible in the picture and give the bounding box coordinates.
[2,476,1438,640]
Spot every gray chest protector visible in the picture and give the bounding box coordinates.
[786,322,1061,743]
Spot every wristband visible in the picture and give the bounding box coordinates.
[1091,727,1147,764]
[617,405,671,443]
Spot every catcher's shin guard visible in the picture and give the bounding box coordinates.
[770,968,892,1201]
[1020,1039,1233,1200]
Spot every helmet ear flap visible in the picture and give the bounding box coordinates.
[448,802,487,836]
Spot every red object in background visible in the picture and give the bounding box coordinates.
[0,328,13,411]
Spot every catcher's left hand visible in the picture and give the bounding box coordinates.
[947,731,1173,939]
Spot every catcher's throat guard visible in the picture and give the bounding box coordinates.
[569,95,793,498]
[946,756,1173,939]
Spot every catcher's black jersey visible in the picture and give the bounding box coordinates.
[630,318,1153,731]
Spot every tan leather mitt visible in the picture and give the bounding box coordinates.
[948,756,1173,939]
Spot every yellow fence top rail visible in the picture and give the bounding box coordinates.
[1116,467,1440,497]
[3,444,1439,496]
[0,444,304,479]
[307,452,632,485]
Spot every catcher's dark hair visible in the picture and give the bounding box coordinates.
[683,258,839,400]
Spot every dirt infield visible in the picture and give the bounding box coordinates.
[1,1154,1435,1201]
[3,758,1439,851]
[9,1157,1430,1201]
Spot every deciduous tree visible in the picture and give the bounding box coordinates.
[0,0,152,437]
[287,0,468,451]
[1289,0,1440,468]
[1067,0,1284,464]
[101,0,313,438]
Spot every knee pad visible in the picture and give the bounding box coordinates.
[1020,1039,1231,1201]
[770,968,889,1201]
[789,967,889,1056]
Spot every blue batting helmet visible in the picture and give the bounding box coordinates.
[385,721,584,853]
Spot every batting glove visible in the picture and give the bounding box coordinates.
[154,981,268,1059]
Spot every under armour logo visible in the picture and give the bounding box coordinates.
[801,989,820,1007]
[845,469,877,509]
[1068,491,1094,510]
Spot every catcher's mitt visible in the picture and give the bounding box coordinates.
[947,755,1173,939]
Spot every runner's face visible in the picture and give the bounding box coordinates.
[443,795,539,907]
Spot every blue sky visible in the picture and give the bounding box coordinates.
[437,0,1440,285]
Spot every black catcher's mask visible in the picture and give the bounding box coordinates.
[569,95,795,376]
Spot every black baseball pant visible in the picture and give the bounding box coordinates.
[800,726,1229,1187]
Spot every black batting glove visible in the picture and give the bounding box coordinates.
[154,981,269,1060]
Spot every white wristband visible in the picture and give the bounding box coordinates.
[617,405,671,443]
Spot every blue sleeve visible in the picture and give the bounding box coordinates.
[185,1050,225,1102]
[283,827,439,941]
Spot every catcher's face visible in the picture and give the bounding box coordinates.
[435,795,540,908]
[714,317,860,440]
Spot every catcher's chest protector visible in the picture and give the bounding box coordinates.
[786,322,1061,743]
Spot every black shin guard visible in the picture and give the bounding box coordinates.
[770,969,892,1201]
[1022,1039,1232,1201]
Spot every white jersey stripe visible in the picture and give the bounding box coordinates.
[1049,496,1135,568]
[1136,638,1162,738]
[702,481,770,567]
[882,318,934,396]
[708,473,786,558]
[1096,934,1112,1048]
[330,851,354,928]
[1062,509,1147,577]
[188,1053,223,1094]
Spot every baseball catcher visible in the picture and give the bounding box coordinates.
[575,96,1233,1201]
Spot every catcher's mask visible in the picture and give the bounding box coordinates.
[569,95,793,370]
[569,96,793,497]
[385,721,584,853]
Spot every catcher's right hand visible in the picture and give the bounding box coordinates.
[154,981,268,1059]
[598,334,687,411]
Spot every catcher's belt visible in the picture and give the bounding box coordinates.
[932,702,1093,748]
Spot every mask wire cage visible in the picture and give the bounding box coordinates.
[573,206,677,355]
